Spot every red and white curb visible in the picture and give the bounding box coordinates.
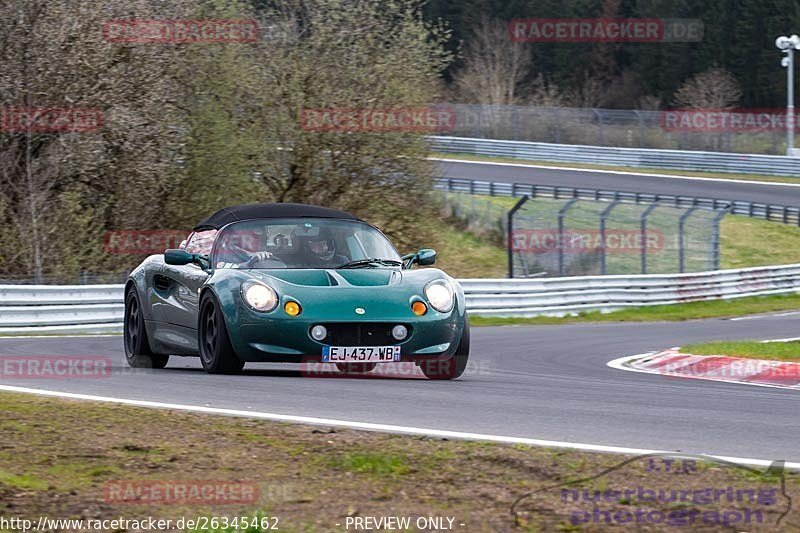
[608,348,800,390]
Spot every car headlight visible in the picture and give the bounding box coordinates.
[242,281,278,312]
[424,279,454,313]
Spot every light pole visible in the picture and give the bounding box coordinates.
[776,35,800,156]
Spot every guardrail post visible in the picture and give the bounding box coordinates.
[507,196,529,278]
[640,203,659,274]
[678,207,698,273]
[558,199,579,276]
[600,201,620,275]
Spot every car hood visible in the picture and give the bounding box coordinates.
[257,269,398,287]
[206,267,463,321]
[210,267,454,291]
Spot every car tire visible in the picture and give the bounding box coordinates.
[198,292,245,374]
[335,362,377,374]
[420,320,470,380]
[124,287,169,369]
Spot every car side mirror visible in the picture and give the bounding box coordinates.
[402,248,437,268]
[164,249,209,269]
[417,249,436,266]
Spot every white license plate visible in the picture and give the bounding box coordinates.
[322,345,401,363]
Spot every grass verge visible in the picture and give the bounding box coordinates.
[2,391,799,532]
[719,216,800,269]
[680,340,800,361]
[432,152,800,185]
[469,293,800,326]
[432,223,506,278]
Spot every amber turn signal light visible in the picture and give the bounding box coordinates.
[284,301,301,316]
[411,301,427,316]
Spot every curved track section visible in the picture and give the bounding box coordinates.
[2,315,800,463]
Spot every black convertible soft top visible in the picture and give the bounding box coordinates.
[193,203,361,231]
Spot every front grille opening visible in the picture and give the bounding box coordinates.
[314,323,411,345]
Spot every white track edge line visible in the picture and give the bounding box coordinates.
[0,383,797,470]
[430,157,800,189]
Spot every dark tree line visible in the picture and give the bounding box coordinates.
[424,0,800,109]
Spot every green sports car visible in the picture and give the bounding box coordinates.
[123,203,470,379]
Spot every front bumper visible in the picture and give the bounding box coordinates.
[231,314,463,363]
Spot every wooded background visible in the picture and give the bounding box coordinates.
[1,0,796,281]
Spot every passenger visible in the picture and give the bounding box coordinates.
[303,229,348,267]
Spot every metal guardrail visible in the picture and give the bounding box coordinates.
[3,265,800,330]
[0,285,124,334]
[434,177,800,226]
[460,264,800,316]
[430,136,800,178]
[0,284,123,305]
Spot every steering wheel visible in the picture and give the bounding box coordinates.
[226,242,252,263]
[227,242,287,268]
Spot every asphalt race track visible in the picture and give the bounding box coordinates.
[2,314,800,463]
[4,163,800,466]
[435,159,800,207]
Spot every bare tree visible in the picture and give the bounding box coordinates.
[673,67,742,109]
[0,0,454,279]
[0,0,186,281]
[524,74,563,107]
[452,17,531,105]
[239,0,453,250]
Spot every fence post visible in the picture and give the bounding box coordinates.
[508,196,529,278]
[593,108,605,145]
[678,207,698,273]
[599,201,620,275]
[553,108,561,143]
[558,199,579,276]
[710,208,729,271]
[634,110,645,147]
[640,203,659,274]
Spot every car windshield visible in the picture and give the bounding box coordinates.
[211,218,401,269]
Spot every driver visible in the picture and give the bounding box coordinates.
[304,228,347,267]
[218,227,276,268]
